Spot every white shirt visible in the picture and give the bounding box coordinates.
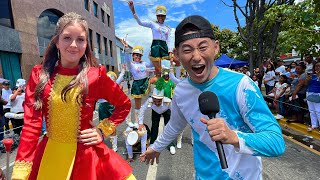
[275,65,286,81]
[2,88,12,109]
[133,14,173,52]
[264,70,276,86]
[10,93,25,113]
[275,82,289,97]
[138,97,171,124]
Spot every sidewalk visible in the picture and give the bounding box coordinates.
[277,117,320,141]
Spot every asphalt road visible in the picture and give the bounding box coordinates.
[1,97,320,180]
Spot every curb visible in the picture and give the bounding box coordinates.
[277,118,320,141]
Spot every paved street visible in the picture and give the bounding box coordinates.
[1,97,320,179]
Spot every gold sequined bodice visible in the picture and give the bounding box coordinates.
[47,74,81,143]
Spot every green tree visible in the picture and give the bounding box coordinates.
[265,0,320,57]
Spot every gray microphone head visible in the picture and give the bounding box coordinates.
[198,91,220,116]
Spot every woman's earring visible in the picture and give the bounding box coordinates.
[57,49,60,59]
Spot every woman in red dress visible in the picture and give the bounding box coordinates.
[11,12,135,180]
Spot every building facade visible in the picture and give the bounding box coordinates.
[115,36,133,80]
[0,0,118,87]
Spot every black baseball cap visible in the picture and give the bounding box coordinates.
[175,15,215,47]
[2,81,10,85]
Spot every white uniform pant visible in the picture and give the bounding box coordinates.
[125,128,148,159]
[307,92,320,128]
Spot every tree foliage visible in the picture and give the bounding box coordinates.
[265,0,320,57]
[211,24,248,60]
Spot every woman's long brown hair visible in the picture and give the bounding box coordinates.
[34,12,98,110]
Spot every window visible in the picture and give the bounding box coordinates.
[109,40,113,57]
[104,37,108,55]
[93,2,98,17]
[0,0,14,28]
[107,14,110,27]
[84,0,89,11]
[37,9,62,56]
[89,29,93,50]
[96,33,101,54]
[101,9,105,23]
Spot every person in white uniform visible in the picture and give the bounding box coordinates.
[138,87,176,155]
[128,1,173,78]
[140,15,285,180]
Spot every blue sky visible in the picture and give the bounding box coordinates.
[113,0,246,58]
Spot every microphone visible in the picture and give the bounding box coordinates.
[198,91,228,169]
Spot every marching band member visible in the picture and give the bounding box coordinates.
[12,12,135,180]
[128,1,173,77]
[138,86,176,155]
[123,107,148,163]
[121,40,157,129]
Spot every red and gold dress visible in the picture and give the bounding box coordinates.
[11,64,133,180]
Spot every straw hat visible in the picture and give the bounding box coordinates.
[152,87,164,99]
[132,45,144,55]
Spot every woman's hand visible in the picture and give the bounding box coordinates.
[78,127,104,146]
[128,1,135,14]
[122,64,127,70]
[120,38,129,49]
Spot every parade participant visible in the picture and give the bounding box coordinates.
[155,72,175,99]
[121,39,157,126]
[138,86,176,154]
[9,86,25,136]
[97,64,126,152]
[11,12,135,180]
[140,15,285,179]
[123,101,148,162]
[128,1,173,77]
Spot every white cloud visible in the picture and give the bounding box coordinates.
[115,17,153,59]
[168,0,205,7]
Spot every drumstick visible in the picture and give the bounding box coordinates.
[122,34,128,53]
[117,0,153,6]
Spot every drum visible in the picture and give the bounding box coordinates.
[127,131,139,146]
[5,112,24,119]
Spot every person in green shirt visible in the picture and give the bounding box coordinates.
[155,72,175,99]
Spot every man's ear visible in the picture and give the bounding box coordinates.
[173,48,179,62]
[214,40,220,54]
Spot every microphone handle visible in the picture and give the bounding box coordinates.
[208,113,228,169]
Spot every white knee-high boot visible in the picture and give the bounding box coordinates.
[140,133,148,154]
[125,139,133,159]
[110,135,118,152]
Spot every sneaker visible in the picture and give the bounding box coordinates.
[277,114,284,119]
[169,146,176,155]
[177,141,182,149]
[274,114,284,120]
[307,127,313,132]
